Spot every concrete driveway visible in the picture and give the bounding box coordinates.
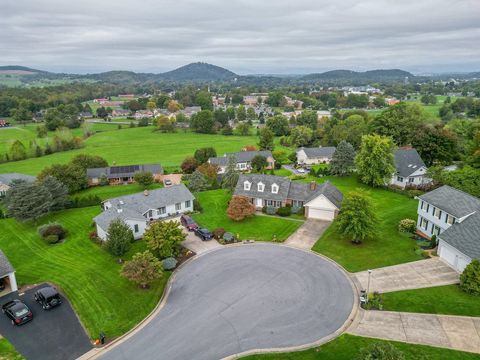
[0,284,92,360]
[350,310,480,354]
[98,244,355,360]
[285,219,331,250]
[282,164,309,175]
[181,228,222,254]
[353,258,459,293]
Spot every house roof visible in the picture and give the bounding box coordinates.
[234,174,343,207]
[94,184,194,230]
[0,250,14,277]
[86,164,163,179]
[298,147,336,159]
[418,185,480,219]
[394,148,426,177]
[0,173,36,185]
[439,212,480,260]
[209,151,273,166]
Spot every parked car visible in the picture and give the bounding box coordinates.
[0,278,5,291]
[2,300,33,326]
[34,286,62,310]
[180,215,198,231]
[297,168,306,174]
[164,179,172,186]
[194,228,213,241]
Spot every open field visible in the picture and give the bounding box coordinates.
[191,189,302,241]
[382,285,480,317]
[0,126,272,175]
[242,333,480,360]
[0,207,170,338]
[310,176,422,272]
[74,182,163,200]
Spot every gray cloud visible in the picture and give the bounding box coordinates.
[1,0,479,74]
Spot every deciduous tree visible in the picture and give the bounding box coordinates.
[227,196,256,221]
[337,190,376,244]
[122,251,163,289]
[355,134,395,187]
[105,219,133,257]
[144,221,186,259]
[133,171,154,187]
[258,127,274,150]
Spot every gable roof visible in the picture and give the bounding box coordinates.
[87,164,163,179]
[439,212,480,260]
[418,185,480,219]
[298,147,336,159]
[0,173,36,185]
[394,148,426,177]
[234,174,343,207]
[209,151,272,166]
[0,250,14,277]
[94,184,194,230]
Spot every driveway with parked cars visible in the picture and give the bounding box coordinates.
[282,164,310,175]
[99,244,355,360]
[0,284,92,360]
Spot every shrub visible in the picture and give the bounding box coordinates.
[357,342,405,360]
[89,231,98,240]
[137,118,149,127]
[398,218,416,233]
[266,206,276,215]
[460,260,480,296]
[67,195,102,208]
[276,206,291,217]
[38,223,67,240]
[212,228,225,240]
[223,232,235,242]
[362,292,383,310]
[162,257,178,271]
[193,199,203,212]
[44,234,60,244]
[430,234,437,248]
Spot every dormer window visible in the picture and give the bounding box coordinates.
[244,181,251,191]
[272,183,279,194]
[257,182,265,192]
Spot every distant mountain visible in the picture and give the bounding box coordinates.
[0,65,50,75]
[158,62,237,81]
[301,69,413,82]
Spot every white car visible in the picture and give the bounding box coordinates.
[297,168,306,174]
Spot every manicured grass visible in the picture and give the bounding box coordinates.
[273,167,293,177]
[73,183,163,200]
[0,338,23,360]
[191,189,302,241]
[0,127,273,175]
[311,176,422,272]
[241,334,480,360]
[382,285,480,317]
[0,207,170,339]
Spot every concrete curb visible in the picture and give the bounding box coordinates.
[77,242,360,360]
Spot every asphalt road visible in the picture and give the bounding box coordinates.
[100,244,354,360]
[0,284,92,360]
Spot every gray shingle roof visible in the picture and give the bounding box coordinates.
[0,250,14,277]
[94,184,194,230]
[234,174,343,208]
[418,185,480,219]
[0,173,36,185]
[394,148,426,177]
[87,164,163,179]
[209,151,273,166]
[298,147,336,159]
[439,212,480,260]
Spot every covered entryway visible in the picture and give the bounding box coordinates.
[0,250,18,297]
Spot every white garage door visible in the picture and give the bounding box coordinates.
[308,207,334,220]
[440,243,471,272]
[440,245,457,268]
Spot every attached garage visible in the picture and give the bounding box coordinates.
[438,240,472,273]
[0,250,18,297]
[305,194,338,221]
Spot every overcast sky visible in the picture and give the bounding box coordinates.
[1,0,479,74]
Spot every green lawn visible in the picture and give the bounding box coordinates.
[0,127,273,175]
[0,338,23,360]
[191,189,302,241]
[242,334,480,360]
[311,176,422,272]
[0,207,170,339]
[382,285,480,317]
[273,167,293,177]
[73,183,163,201]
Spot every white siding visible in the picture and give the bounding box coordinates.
[438,239,472,272]
[305,194,337,220]
[415,200,454,238]
[8,272,17,292]
[96,224,108,241]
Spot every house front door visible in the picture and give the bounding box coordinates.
[255,198,263,208]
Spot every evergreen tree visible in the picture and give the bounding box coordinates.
[105,219,133,257]
[188,170,209,192]
[330,141,356,176]
[258,127,274,150]
[221,156,239,192]
[41,176,68,211]
[4,181,52,222]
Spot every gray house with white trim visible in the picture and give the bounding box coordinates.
[208,151,275,174]
[0,250,17,295]
[416,185,480,272]
[94,184,194,240]
[390,148,430,189]
[296,147,336,166]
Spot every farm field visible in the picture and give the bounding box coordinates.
[0,126,275,175]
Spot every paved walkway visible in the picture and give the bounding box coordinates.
[285,219,331,250]
[349,310,480,354]
[353,258,459,293]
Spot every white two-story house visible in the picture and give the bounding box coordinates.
[208,151,275,174]
[94,184,195,240]
[416,185,480,272]
[390,148,431,189]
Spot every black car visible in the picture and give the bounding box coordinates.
[34,286,62,310]
[194,228,213,241]
[2,299,33,326]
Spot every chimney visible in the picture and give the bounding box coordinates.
[144,190,149,196]
[310,181,317,191]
